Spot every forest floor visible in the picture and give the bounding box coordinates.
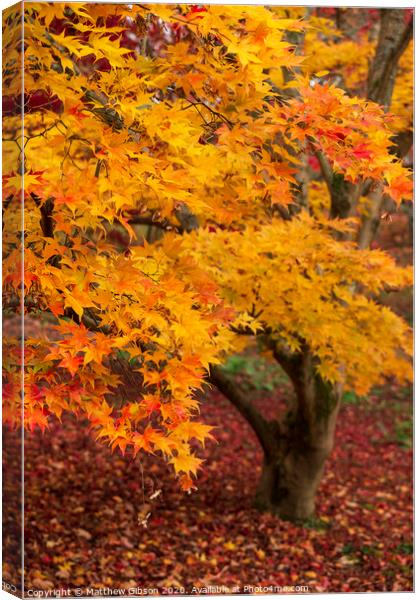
[4,377,413,594]
[3,214,413,595]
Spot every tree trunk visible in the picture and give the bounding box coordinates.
[254,405,340,520]
[254,440,334,520]
[210,346,342,521]
[254,346,341,520]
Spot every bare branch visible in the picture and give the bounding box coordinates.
[127,215,182,233]
[208,365,274,456]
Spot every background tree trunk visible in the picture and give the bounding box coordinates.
[367,10,413,110]
[316,10,413,246]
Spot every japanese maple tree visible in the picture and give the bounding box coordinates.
[2,3,413,518]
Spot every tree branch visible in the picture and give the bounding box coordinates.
[127,215,183,233]
[31,193,55,239]
[183,100,234,128]
[208,365,274,456]
[263,335,303,382]
[314,150,334,197]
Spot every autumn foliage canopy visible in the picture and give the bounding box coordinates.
[2,3,413,491]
